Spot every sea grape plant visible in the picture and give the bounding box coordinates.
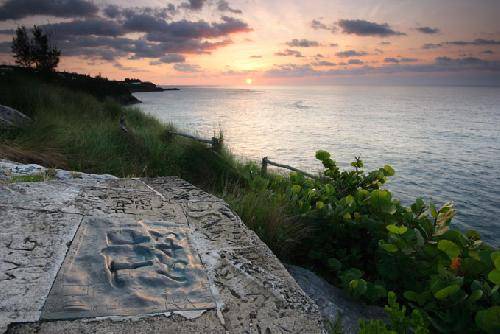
[281,150,499,333]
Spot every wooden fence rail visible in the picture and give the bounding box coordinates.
[166,130,223,152]
[261,157,318,179]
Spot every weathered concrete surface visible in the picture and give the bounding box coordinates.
[0,159,117,181]
[1,165,325,333]
[287,265,386,334]
[0,106,31,129]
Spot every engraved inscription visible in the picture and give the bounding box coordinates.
[42,217,215,319]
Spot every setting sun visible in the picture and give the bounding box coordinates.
[245,78,253,85]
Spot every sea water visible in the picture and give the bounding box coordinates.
[135,85,500,246]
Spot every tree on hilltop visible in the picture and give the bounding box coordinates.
[12,25,60,72]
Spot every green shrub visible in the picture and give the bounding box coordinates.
[268,150,499,333]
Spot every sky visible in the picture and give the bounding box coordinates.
[0,0,499,85]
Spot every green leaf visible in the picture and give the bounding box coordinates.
[466,229,481,241]
[291,184,301,194]
[327,258,342,272]
[429,202,438,218]
[315,150,330,161]
[434,284,460,300]
[383,165,395,176]
[370,190,396,214]
[412,198,425,214]
[340,268,363,286]
[380,242,398,253]
[403,290,418,302]
[344,195,354,206]
[488,269,500,285]
[316,201,325,209]
[491,252,500,269]
[415,229,425,247]
[468,289,483,302]
[475,306,500,334]
[386,224,408,235]
[437,240,461,258]
[349,279,368,296]
[434,202,455,236]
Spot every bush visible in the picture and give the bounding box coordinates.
[258,150,499,333]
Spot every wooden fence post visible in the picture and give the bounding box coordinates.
[261,157,268,176]
[119,113,128,133]
[211,137,221,152]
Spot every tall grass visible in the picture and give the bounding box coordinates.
[0,74,299,258]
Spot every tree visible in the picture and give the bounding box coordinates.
[11,26,32,67]
[11,25,60,72]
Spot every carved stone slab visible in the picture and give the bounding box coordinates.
[42,217,215,320]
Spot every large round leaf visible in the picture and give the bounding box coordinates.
[437,240,461,258]
[488,269,500,285]
[475,306,500,334]
[386,224,408,235]
[434,284,460,300]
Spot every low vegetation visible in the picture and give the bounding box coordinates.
[1,73,498,333]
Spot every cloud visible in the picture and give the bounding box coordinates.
[274,49,303,57]
[446,39,500,46]
[42,19,126,37]
[416,26,440,34]
[222,68,257,76]
[380,41,391,45]
[435,56,498,67]
[52,14,248,59]
[384,57,418,63]
[143,16,251,41]
[0,0,98,21]
[265,64,317,77]
[336,50,368,58]
[180,0,206,11]
[311,19,327,30]
[310,18,336,33]
[149,54,186,65]
[103,5,175,20]
[422,43,443,49]
[113,62,144,72]
[217,0,242,14]
[348,59,363,65]
[337,19,405,36]
[312,60,336,67]
[250,55,262,58]
[286,39,320,47]
[103,5,121,19]
[174,63,201,72]
[264,57,500,78]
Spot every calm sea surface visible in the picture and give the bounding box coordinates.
[134,86,500,246]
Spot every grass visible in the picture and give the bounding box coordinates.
[0,73,296,257]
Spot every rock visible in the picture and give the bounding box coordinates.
[0,159,117,181]
[0,105,31,128]
[0,164,325,333]
[286,265,386,334]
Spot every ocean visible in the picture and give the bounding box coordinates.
[134,85,500,246]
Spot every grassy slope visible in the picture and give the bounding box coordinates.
[0,73,298,257]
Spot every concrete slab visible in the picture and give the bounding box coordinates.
[1,169,325,333]
[42,217,215,320]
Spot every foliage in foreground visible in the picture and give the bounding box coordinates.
[252,150,499,333]
[1,74,499,333]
